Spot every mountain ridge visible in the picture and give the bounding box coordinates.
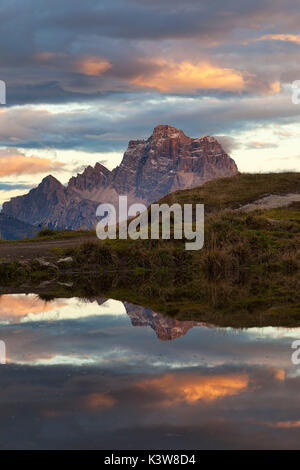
[2,125,238,230]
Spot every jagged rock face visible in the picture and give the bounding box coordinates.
[111,125,238,203]
[2,125,238,230]
[68,163,110,196]
[2,175,98,230]
[2,176,65,228]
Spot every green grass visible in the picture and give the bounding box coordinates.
[1,172,300,325]
[19,228,95,242]
[32,228,95,241]
[0,228,95,243]
[262,202,300,223]
[160,172,300,211]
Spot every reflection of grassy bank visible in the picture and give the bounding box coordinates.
[1,268,299,327]
[68,270,300,327]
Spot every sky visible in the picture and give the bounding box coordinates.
[0,0,300,206]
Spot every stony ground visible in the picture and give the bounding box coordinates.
[238,193,300,212]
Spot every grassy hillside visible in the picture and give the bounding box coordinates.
[160,172,300,211]
[1,172,299,324]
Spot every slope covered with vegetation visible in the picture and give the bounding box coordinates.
[1,173,299,325]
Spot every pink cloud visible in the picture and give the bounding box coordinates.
[0,148,64,176]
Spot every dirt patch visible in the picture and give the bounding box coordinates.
[0,235,98,262]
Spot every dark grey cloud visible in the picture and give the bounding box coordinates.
[0,91,299,154]
[0,0,299,105]
[0,0,298,169]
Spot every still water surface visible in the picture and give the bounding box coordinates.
[0,294,300,449]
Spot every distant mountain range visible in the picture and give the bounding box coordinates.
[0,213,39,241]
[1,125,238,235]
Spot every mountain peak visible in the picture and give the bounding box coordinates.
[2,126,238,231]
[40,175,62,189]
[152,124,186,140]
[68,161,111,193]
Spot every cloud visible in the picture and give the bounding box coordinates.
[268,81,281,94]
[0,0,299,105]
[85,393,116,410]
[0,295,66,322]
[73,57,112,76]
[246,141,278,149]
[258,34,300,45]
[0,90,300,154]
[131,60,246,93]
[138,373,249,406]
[214,136,241,153]
[34,51,67,62]
[0,182,33,191]
[270,420,300,428]
[0,0,299,175]
[0,148,64,176]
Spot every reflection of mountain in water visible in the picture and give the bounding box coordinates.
[124,302,214,341]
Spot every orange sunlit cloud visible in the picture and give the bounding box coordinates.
[138,373,249,406]
[0,295,66,322]
[273,368,285,382]
[249,141,276,148]
[131,59,246,93]
[258,34,300,45]
[268,81,281,95]
[74,56,112,76]
[34,51,67,61]
[0,148,64,176]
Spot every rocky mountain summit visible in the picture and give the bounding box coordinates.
[111,125,238,203]
[2,125,238,231]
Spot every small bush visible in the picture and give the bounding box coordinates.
[37,228,56,237]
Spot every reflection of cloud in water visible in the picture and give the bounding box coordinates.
[245,327,300,340]
[0,294,66,322]
[85,393,116,410]
[28,355,96,366]
[0,364,300,449]
[1,294,300,448]
[1,294,300,373]
[138,373,250,405]
[0,295,126,324]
